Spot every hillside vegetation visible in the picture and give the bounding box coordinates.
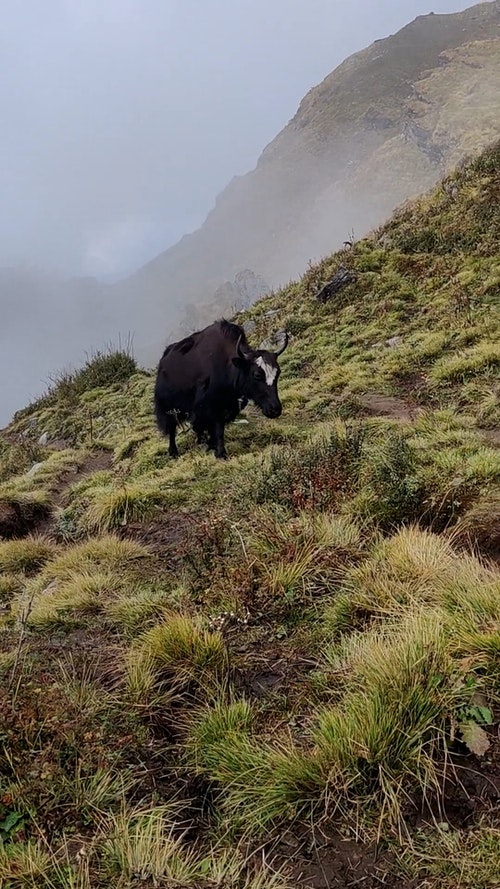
[113,0,500,351]
[0,141,499,887]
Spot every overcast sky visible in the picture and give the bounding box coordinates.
[1,0,476,281]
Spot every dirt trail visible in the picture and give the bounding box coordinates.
[357,391,499,448]
[0,442,112,540]
[356,392,423,422]
[36,448,113,538]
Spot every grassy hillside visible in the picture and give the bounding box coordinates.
[114,1,500,352]
[0,141,499,887]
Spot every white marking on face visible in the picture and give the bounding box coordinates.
[255,356,278,387]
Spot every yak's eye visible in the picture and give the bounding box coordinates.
[253,367,265,381]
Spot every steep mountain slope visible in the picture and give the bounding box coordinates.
[115,0,500,355]
[2,2,499,428]
[0,139,499,888]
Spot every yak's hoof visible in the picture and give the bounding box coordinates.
[215,450,228,460]
[169,448,179,459]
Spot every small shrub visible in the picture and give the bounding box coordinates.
[255,422,365,512]
[361,433,424,529]
[72,347,137,393]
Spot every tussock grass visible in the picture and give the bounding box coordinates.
[0,486,51,533]
[247,509,364,613]
[16,536,150,628]
[38,534,149,578]
[398,819,500,888]
[59,763,137,824]
[186,597,496,837]
[0,804,292,888]
[316,613,455,826]
[60,450,239,534]
[58,653,108,718]
[26,569,109,628]
[84,480,172,531]
[0,840,52,888]
[454,490,500,555]
[325,526,500,639]
[0,572,24,599]
[126,613,228,701]
[0,535,59,575]
[2,449,90,498]
[105,587,176,634]
[188,700,323,831]
[187,698,255,771]
[0,436,43,485]
[430,341,500,383]
[101,804,197,886]
[188,611,463,835]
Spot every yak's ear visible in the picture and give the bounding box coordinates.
[232,356,248,370]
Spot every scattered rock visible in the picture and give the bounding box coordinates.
[38,432,49,446]
[260,329,288,351]
[242,320,256,334]
[315,267,357,303]
[386,335,403,348]
[26,462,45,478]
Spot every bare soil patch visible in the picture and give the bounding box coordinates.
[480,428,500,448]
[267,826,411,889]
[357,392,423,422]
[0,498,51,540]
[118,511,198,567]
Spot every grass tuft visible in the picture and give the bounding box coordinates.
[126,613,228,701]
[0,535,59,575]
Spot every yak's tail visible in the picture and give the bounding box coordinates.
[155,390,189,436]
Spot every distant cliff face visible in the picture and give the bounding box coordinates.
[115,0,500,358]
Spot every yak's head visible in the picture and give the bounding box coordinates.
[233,332,288,419]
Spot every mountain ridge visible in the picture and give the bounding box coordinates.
[113,0,500,355]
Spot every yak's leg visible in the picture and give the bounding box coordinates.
[164,414,179,458]
[200,421,216,452]
[154,392,179,457]
[213,421,227,460]
[192,419,206,445]
[155,397,179,458]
